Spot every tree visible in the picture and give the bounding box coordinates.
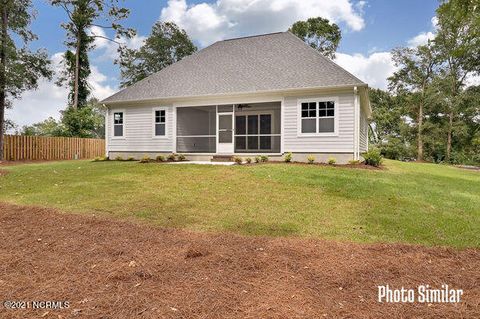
[118,21,196,88]
[388,44,437,161]
[369,88,415,160]
[0,0,52,160]
[61,98,105,138]
[51,0,134,109]
[289,17,341,59]
[22,117,65,136]
[3,118,15,133]
[434,0,480,161]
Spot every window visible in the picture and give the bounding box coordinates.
[154,109,166,136]
[113,112,124,137]
[301,102,316,133]
[318,101,335,133]
[235,114,273,151]
[299,99,336,135]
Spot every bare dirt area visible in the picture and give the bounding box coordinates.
[0,203,478,319]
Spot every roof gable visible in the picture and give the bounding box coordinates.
[103,32,365,103]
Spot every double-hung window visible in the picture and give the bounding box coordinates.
[299,98,337,135]
[153,107,167,137]
[113,112,124,137]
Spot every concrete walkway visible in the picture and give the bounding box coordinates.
[167,161,236,166]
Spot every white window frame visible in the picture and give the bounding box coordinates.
[297,96,339,137]
[112,109,125,139]
[152,107,168,139]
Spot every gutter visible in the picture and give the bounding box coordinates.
[101,84,368,106]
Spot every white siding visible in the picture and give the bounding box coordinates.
[283,92,355,153]
[107,104,174,153]
[106,90,361,155]
[359,108,368,153]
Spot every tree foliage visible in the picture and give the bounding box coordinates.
[118,21,196,88]
[388,44,438,160]
[51,0,134,109]
[371,0,480,165]
[0,0,52,160]
[22,98,106,138]
[22,117,65,136]
[289,17,341,59]
[433,0,480,160]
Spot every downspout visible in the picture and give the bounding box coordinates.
[353,86,360,160]
[103,104,108,158]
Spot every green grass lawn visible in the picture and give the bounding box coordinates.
[0,160,478,248]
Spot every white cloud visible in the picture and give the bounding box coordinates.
[465,74,480,87]
[335,52,397,90]
[160,0,366,46]
[90,26,147,61]
[407,31,435,47]
[407,16,437,47]
[89,65,115,100]
[7,52,116,129]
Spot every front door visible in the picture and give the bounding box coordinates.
[217,113,234,154]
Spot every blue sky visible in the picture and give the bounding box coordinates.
[9,0,439,128]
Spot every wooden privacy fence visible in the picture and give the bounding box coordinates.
[2,135,105,161]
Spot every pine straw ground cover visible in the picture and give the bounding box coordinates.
[0,203,478,319]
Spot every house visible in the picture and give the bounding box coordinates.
[102,31,370,163]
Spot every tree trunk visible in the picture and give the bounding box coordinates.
[446,111,453,161]
[417,102,424,161]
[73,34,80,109]
[0,3,8,161]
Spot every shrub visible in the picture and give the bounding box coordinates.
[284,152,293,163]
[261,155,269,163]
[246,157,252,164]
[363,148,383,167]
[115,156,123,161]
[233,156,242,165]
[156,155,165,162]
[167,153,177,161]
[348,160,360,165]
[140,155,151,163]
[178,154,186,161]
[327,157,336,165]
[127,157,135,161]
[307,155,315,164]
[255,156,262,163]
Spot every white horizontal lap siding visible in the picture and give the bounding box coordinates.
[283,92,355,153]
[107,104,174,153]
[359,108,368,153]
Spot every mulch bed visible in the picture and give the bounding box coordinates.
[249,161,384,170]
[0,203,478,319]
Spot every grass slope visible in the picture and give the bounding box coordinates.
[0,160,478,247]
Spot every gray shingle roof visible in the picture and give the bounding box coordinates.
[102,31,365,103]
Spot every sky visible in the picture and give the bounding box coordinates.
[7,0,440,129]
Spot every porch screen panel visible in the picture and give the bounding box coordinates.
[234,107,281,153]
[177,106,216,153]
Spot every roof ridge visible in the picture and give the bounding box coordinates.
[222,31,286,42]
[285,31,366,85]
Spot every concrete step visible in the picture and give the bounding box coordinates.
[211,155,234,162]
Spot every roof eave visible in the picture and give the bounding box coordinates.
[101,83,367,106]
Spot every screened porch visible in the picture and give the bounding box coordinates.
[176,102,281,154]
